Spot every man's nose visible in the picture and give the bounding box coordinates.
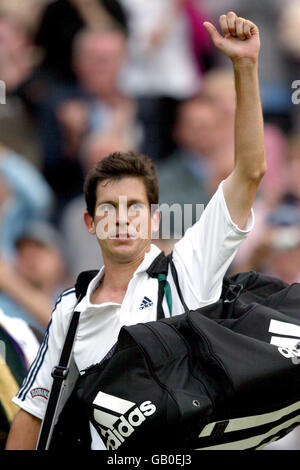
[115,204,130,233]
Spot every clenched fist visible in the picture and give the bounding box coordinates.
[204,12,260,64]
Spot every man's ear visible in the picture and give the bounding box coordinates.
[84,211,96,235]
[151,208,161,235]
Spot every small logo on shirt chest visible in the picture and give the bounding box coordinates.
[139,296,153,310]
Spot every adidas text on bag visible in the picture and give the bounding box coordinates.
[93,391,156,450]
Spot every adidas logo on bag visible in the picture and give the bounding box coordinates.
[269,319,300,363]
[93,391,156,450]
[139,296,153,310]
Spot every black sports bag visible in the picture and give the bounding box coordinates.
[49,252,300,450]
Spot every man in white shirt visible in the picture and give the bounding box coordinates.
[6,12,266,450]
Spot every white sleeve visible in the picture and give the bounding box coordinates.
[11,292,74,419]
[172,181,254,308]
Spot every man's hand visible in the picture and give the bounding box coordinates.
[204,12,260,64]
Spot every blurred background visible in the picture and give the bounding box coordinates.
[0,0,300,449]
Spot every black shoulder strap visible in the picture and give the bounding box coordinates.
[75,270,99,299]
[147,251,189,318]
[37,271,97,450]
[168,254,189,314]
[147,252,170,320]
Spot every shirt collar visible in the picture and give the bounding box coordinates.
[76,244,162,312]
[134,243,162,275]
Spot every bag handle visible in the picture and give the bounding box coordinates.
[147,251,171,319]
[168,253,189,314]
[147,251,190,318]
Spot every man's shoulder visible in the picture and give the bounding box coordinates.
[49,287,79,337]
[53,286,77,314]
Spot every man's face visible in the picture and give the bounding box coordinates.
[16,240,65,292]
[84,177,160,263]
[74,32,126,97]
[174,102,220,156]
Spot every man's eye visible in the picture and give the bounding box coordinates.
[129,203,144,210]
[97,203,115,214]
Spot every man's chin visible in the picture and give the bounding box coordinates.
[103,238,150,261]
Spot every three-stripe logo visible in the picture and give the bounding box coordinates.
[93,391,156,449]
[268,319,300,363]
[139,296,153,310]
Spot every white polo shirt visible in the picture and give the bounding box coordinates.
[13,182,254,449]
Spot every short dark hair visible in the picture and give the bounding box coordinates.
[84,151,159,216]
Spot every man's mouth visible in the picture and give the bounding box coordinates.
[111,233,136,239]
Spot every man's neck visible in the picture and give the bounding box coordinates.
[101,247,151,292]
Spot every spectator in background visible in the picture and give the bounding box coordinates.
[0,220,69,335]
[199,66,291,275]
[201,66,289,208]
[120,0,211,99]
[232,130,300,275]
[277,0,300,133]
[0,14,42,165]
[61,130,130,278]
[284,133,300,205]
[158,94,235,238]
[58,28,140,152]
[0,14,35,92]
[119,0,215,161]
[34,0,128,84]
[201,0,292,133]
[0,0,46,35]
[239,206,300,285]
[158,64,291,264]
[0,145,53,260]
[201,67,236,129]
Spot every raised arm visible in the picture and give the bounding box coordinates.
[204,12,266,229]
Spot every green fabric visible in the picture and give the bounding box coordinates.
[158,274,172,317]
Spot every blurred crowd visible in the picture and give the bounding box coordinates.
[1,0,300,449]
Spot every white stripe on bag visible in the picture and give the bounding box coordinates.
[270,337,300,348]
[269,319,300,339]
[198,400,300,437]
[94,409,120,429]
[93,391,135,415]
[196,413,300,450]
